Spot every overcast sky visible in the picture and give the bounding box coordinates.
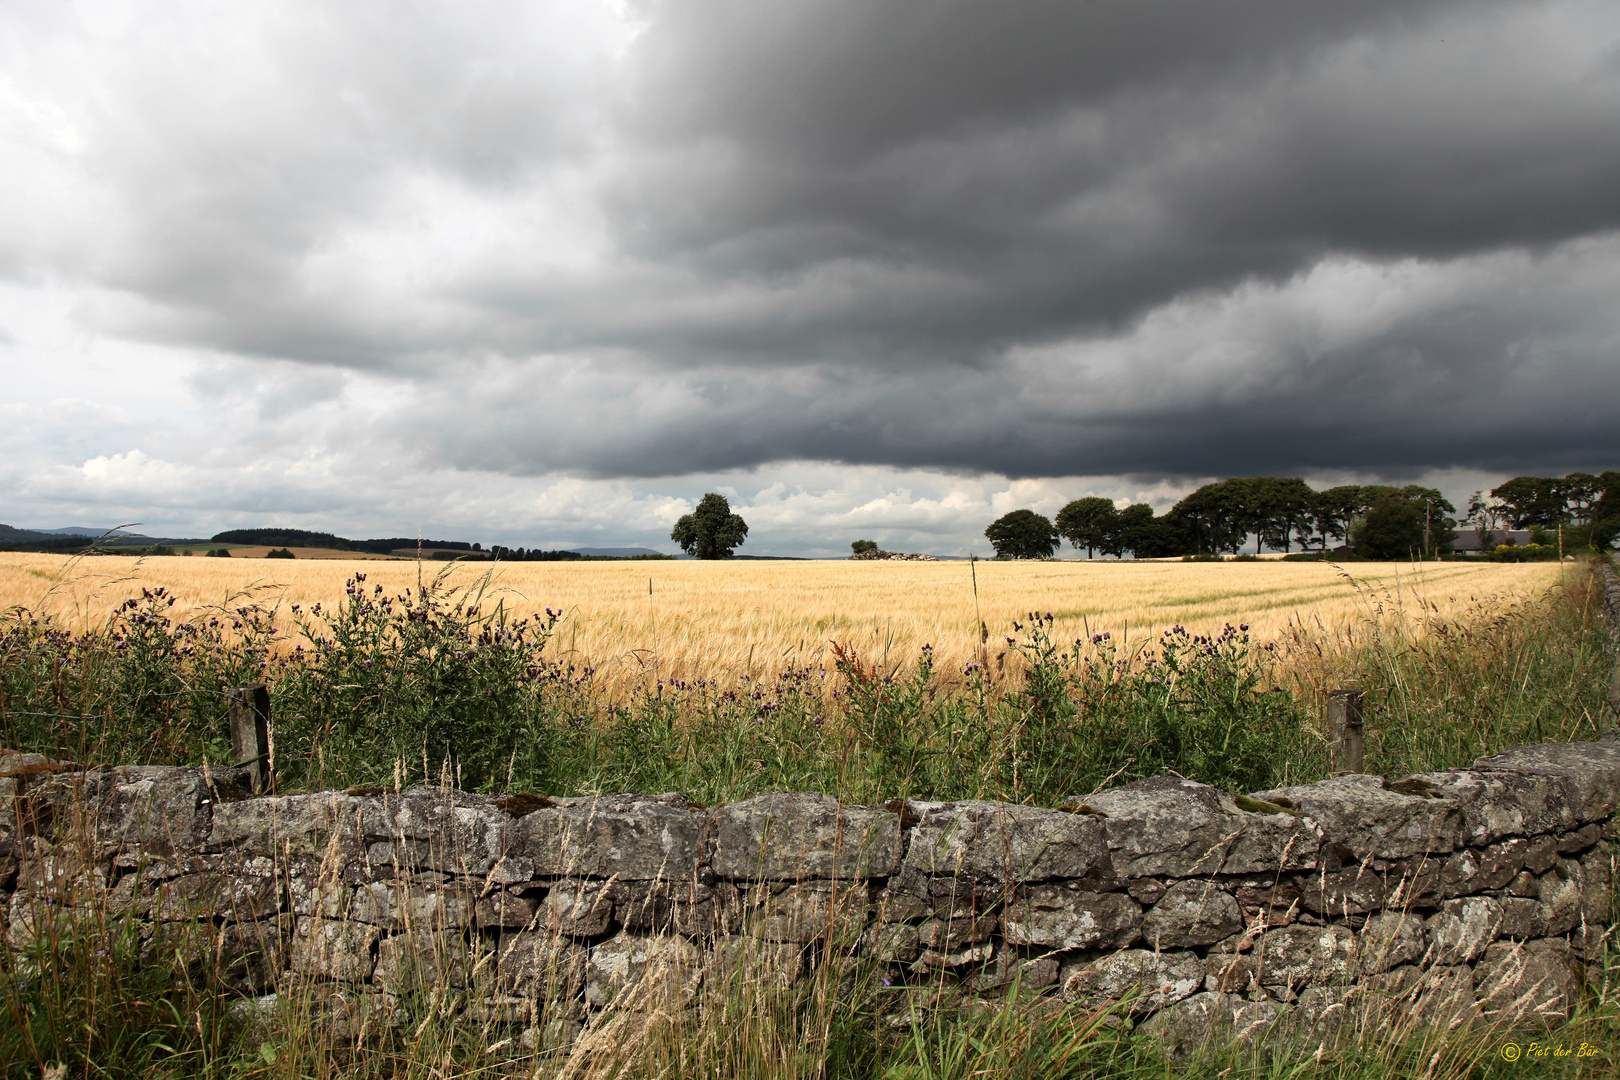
[2,0,1617,555]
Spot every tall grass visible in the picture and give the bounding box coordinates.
[1276,560,1613,778]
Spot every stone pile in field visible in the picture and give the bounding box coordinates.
[847,549,936,561]
[2,736,1616,1055]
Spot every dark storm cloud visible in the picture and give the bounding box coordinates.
[7,0,1620,485]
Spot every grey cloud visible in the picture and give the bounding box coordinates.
[4,0,1619,494]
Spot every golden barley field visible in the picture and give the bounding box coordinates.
[0,552,1571,694]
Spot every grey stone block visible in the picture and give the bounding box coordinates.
[706,936,802,988]
[1497,897,1547,940]
[1062,948,1203,1013]
[1409,965,1479,1028]
[1404,769,1577,846]
[475,889,541,930]
[585,933,700,1008]
[1426,897,1503,964]
[349,877,478,931]
[515,794,701,881]
[1476,938,1578,1025]
[1003,883,1141,950]
[150,855,280,921]
[917,912,998,951]
[86,766,244,858]
[1441,838,1525,897]
[1253,774,1460,859]
[359,788,511,876]
[375,929,472,989]
[969,953,1059,994]
[712,793,900,881]
[905,800,1108,882]
[1538,861,1583,936]
[542,880,625,937]
[749,881,869,944]
[863,921,921,963]
[1141,880,1242,949]
[1137,992,1284,1060]
[1354,913,1425,974]
[1254,924,1355,999]
[1084,776,1322,877]
[495,931,587,996]
[291,918,379,982]
[1474,741,1620,824]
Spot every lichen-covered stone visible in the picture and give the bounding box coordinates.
[1137,992,1284,1060]
[1426,896,1503,964]
[1254,924,1355,999]
[375,929,472,988]
[712,792,900,880]
[1475,740,1620,824]
[1354,913,1425,974]
[1476,938,1577,1025]
[476,888,540,930]
[350,877,477,930]
[1441,838,1526,897]
[750,881,869,944]
[1538,861,1583,936]
[542,880,625,937]
[1084,777,1322,877]
[1141,880,1242,948]
[585,933,700,1008]
[291,918,380,982]
[1062,949,1203,1013]
[1497,897,1548,940]
[903,800,1106,882]
[1253,774,1460,859]
[1404,769,1577,845]
[495,931,587,996]
[513,794,700,881]
[1003,883,1141,950]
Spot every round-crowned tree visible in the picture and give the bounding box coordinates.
[1055,496,1119,559]
[985,509,1059,559]
[672,493,750,559]
[1350,496,1425,560]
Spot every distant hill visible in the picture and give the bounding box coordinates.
[212,528,475,555]
[0,524,67,544]
[569,547,672,558]
[44,526,143,537]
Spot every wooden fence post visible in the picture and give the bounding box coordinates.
[1327,689,1364,775]
[227,684,272,794]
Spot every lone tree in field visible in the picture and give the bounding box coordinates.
[672,493,749,559]
[985,509,1059,559]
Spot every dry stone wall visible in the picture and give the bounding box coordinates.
[2,737,1617,1052]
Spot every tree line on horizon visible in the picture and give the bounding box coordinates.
[983,471,1620,560]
